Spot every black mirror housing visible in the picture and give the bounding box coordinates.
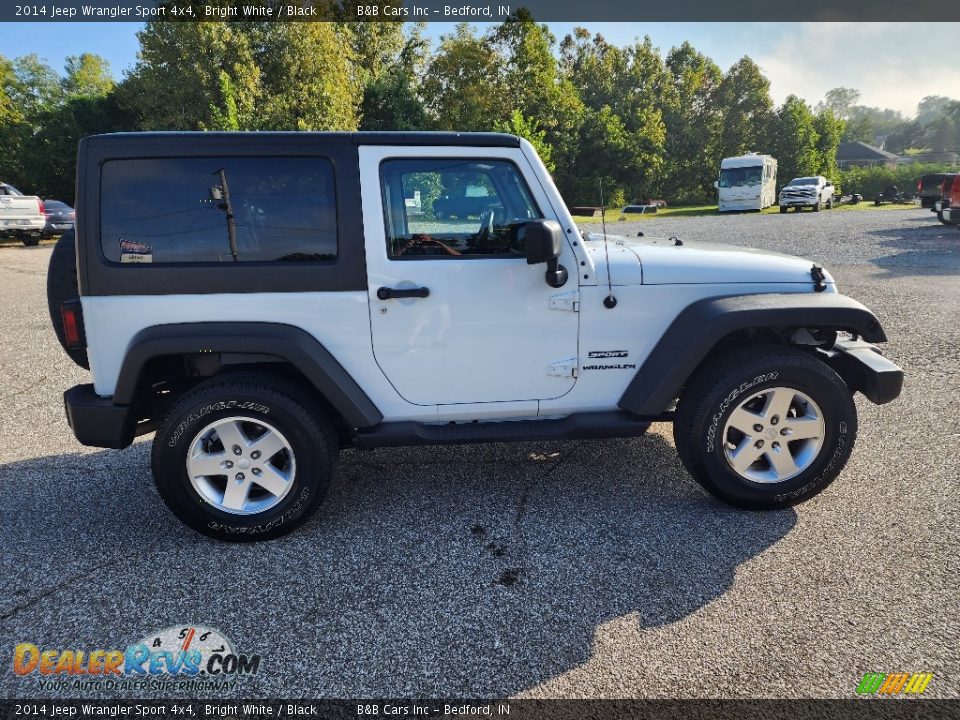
[524,219,563,265]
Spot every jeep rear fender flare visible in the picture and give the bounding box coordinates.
[114,322,383,428]
[618,292,886,417]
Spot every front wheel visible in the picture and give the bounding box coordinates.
[674,345,857,509]
[779,205,788,214]
[151,374,338,541]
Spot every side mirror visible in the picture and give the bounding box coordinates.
[522,219,567,288]
[524,219,563,265]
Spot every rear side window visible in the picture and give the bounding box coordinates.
[100,157,337,263]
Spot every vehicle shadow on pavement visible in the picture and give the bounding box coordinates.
[0,431,796,698]
[868,223,960,277]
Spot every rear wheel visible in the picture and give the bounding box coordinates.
[779,206,787,214]
[22,236,40,247]
[826,197,834,209]
[152,374,338,541]
[938,210,949,225]
[674,345,857,509]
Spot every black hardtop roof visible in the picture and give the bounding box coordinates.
[82,131,522,149]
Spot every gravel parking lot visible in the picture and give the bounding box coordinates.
[0,208,957,700]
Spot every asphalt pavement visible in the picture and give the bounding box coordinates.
[0,207,957,699]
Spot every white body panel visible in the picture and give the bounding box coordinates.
[717,154,778,212]
[358,143,583,408]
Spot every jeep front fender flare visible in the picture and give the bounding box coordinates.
[618,292,886,417]
[114,322,383,428]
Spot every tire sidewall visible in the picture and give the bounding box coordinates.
[153,389,330,539]
[699,364,855,507]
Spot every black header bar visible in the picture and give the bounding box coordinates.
[1,0,956,22]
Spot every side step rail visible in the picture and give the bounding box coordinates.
[354,411,652,449]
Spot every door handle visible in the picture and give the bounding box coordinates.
[376,286,430,300]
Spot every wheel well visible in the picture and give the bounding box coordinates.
[673,326,842,405]
[131,353,354,447]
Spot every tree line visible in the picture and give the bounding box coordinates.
[1,13,956,206]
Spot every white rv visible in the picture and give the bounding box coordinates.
[716,153,778,212]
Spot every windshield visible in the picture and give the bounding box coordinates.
[787,178,818,186]
[719,166,762,188]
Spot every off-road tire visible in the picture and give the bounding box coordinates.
[812,200,821,212]
[674,345,857,509]
[779,206,787,214]
[22,236,40,247]
[826,197,834,209]
[46,229,89,369]
[152,374,338,541]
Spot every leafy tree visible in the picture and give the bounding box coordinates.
[816,87,860,120]
[813,108,844,183]
[841,114,873,143]
[123,22,261,130]
[421,23,507,131]
[716,57,774,158]
[63,54,114,98]
[916,95,953,126]
[770,95,820,184]
[494,110,554,171]
[922,115,956,152]
[359,23,429,130]
[244,23,359,130]
[663,42,723,200]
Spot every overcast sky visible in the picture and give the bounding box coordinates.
[1,22,957,117]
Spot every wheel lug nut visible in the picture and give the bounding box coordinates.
[252,468,262,476]
[224,460,234,469]
[753,424,763,433]
[772,442,780,450]
[235,472,245,481]
[780,428,790,436]
[232,445,242,456]
[755,440,764,449]
[251,450,261,460]
[771,416,779,426]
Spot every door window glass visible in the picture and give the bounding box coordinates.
[380,159,542,259]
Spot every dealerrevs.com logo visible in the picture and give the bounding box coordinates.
[13,626,261,692]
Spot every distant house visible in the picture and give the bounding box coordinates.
[836,142,900,169]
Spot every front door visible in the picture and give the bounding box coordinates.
[359,146,579,407]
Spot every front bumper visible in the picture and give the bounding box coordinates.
[64,384,138,449]
[780,197,817,207]
[819,340,904,405]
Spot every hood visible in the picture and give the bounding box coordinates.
[582,232,832,286]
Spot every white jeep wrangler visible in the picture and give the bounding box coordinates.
[50,132,903,540]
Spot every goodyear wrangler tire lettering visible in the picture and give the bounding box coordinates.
[675,346,857,510]
[152,375,337,542]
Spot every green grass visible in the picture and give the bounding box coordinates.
[576,201,922,223]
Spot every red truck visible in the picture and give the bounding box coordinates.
[939,175,960,228]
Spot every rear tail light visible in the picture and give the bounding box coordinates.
[918,179,922,192]
[60,300,85,349]
[38,198,45,216]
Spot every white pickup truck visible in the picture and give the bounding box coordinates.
[778,176,835,213]
[0,182,46,245]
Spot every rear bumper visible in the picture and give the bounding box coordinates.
[819,340,904,405]
[64,384,137,449]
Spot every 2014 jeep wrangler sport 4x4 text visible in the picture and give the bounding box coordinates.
[50,132,904,541]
